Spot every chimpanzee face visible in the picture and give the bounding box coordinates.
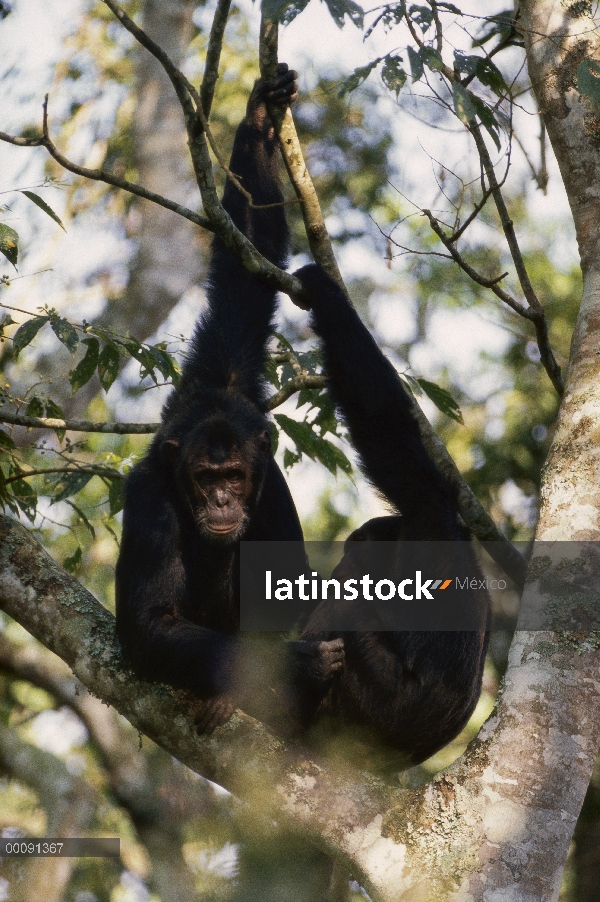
[165,429,271,543]
[191,454,254,541]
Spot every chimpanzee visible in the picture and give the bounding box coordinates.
[290,264,491,766]
[115,65,344,733]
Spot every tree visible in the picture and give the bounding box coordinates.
[1,0,600,899]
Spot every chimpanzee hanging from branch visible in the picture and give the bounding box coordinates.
[116,64,490,767]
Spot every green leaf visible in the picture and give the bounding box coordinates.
[103,520,119,545]
[323,0,364,29]
[261,0,309,25]
[422,46,444,72]
[578,59,600,112]
[409,3,433,31]
[274,413,351,476]
[63,546,82,573]
[11,478,37,522]
[44,398,64,420]
[438,1,462,13]
[70,337,100,393]
[108,478,124,516]
[0,314,15,340]
[416,378,463,423]
[452,82,477,124]
[12,315,49,358]
[275,414,319,459]
[407,46,424,82]
[454,52,507,94]
[97,343,121,391]
[0,223,19,268]
[364,1,405,39]
[283,447,302,469]
[268,421,279,455]
[48,471,93,504]
[65,500,96,540]
[45,398,66,439]
[473,10,515,48]
[381,56,407,97]
[25,397,44,418]
[273,331,294,352]
[265,356,280,389]
[50,315,79,353]
[339,59,381,97]
[469,94,502,149]
[0,431,16,450]
[20,191,66,232]
[400,373,423,397]
[314,438,352,476]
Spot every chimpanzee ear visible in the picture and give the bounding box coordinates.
[259,429,272,456]
[163,438,180,465]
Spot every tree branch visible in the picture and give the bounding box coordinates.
[0,514,410,899]
[2,514,599,901]
[200,0,232,118]
[267,375,326,410]
[0,411,159,434]
[259,16,348,293]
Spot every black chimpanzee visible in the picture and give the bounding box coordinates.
[289,264,491,767]
[115,65,344,733]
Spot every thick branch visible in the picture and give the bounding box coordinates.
[0,514,409,899]
[2,515,599,901]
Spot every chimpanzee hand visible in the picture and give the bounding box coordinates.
[247,62,298,130]
[191,694,236,735]
[288,263,336,311]
[287,637,345,688]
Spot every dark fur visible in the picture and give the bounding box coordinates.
[294,264,491,766]
[115,70,343,732]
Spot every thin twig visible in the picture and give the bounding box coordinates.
[0,411,159,434]
[1,113,213,232]
[3,465,123,487]
[200,0,232,118]
[422,209,529,316]
[469,124,563,394]
[429,0,444,54]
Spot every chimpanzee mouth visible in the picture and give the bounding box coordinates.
[205,522,240,535]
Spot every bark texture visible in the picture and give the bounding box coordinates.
[519,0,600,541]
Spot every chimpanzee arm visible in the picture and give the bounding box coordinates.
[180,65,297,409]
[293,264,460,540]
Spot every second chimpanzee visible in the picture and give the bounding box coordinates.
[115,66,343,732]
